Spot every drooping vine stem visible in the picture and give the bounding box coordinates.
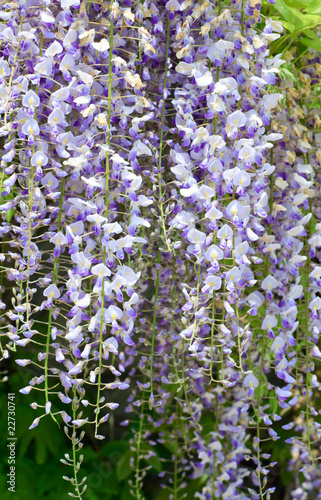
[133,385,147,500]
[150,17,171,398]
[3,16,24,127]
[149,241,160,402]
[94,2,114,438]
[255,302,266,500]
[254,148,275,500]
[71,385,83,500]
[157,17,171,253]
[304,162,314,464]
[44,175,65,426]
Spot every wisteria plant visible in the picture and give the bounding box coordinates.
[1,0,321,498]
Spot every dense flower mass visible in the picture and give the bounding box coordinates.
[0,0,321,498]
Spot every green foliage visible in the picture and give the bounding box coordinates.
[0,361,175,499]
[283,0,311,8]
[272,0,302,30]
[116,449,132,482]
[0,364,130,500]
[304,0,321,15]
[278,66,296,82]
[300,36,321,52]
[265,0,321,56]
[0,359,162,499]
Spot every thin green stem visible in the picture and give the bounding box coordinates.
[94,7,113,437]
[134,385,146,500]
[150,17,171,398]
[210,291,216,382]
[173,401,179,500]
[157,18,171,253]
[304,161,314,464]
[150,242,161,399]
[256,324,265,500]
[72,386,83,500]
[3,17,24,126]
[45,177,65,426]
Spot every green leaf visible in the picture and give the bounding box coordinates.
[87,495,100,500]
[297,13,321,30]
[283,0,311,8]
[77,446,99,464]
[310,214,318,234]
[116,449,133,482]
[35,437,47,465]
[304,28,321,41]
[18,431,34,459]
[121,482,136,500]
[6,208,14,222]
[274,0,302,26]
[306,99,321,110]
[304,0,321,14]
[93,469,120,497]
[279,67,296,82]
[100,440,129,459]
[143,448,162,473]
[269,392,279,414]
[300,36,321,52]
[281,21,295,32]
[162,438,179,454]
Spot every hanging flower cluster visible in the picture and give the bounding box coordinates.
[0,0,321,499]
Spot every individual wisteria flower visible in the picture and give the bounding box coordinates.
[243,372,259,396]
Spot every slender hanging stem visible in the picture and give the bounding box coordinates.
[150,17,171,398]
[94,3,114,437]
[44,177,65,426]
[157,18,171,253]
